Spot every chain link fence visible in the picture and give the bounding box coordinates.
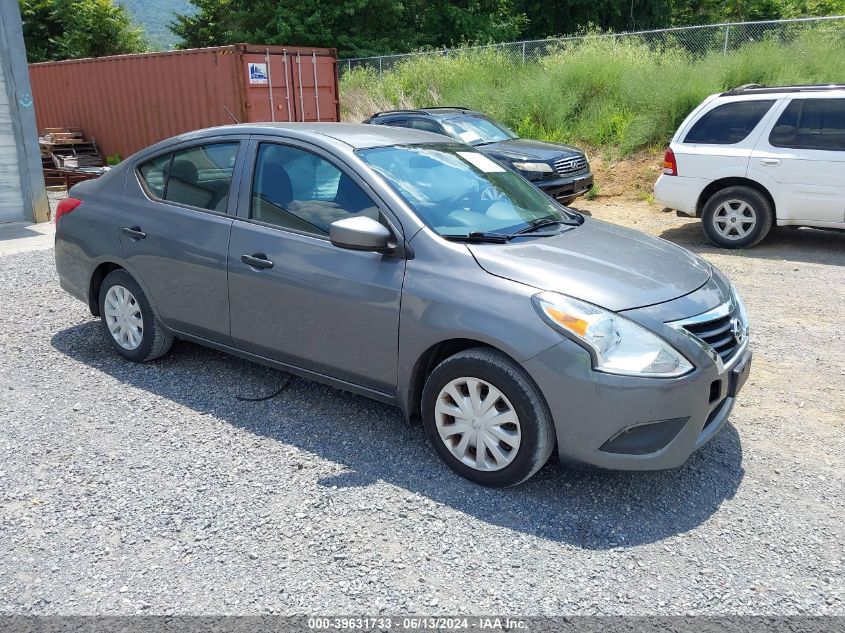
[340,15,845,74]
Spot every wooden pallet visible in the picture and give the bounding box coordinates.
[40,127,105,169]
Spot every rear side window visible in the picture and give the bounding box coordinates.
[138,154,171,198]
[137,142,239,213]
[769,98,845,151]
[164,144,239,212]
[684,100,775,145]
[407,119,445,135]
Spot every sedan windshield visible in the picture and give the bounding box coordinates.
[358,143,575,238]
[440,116,517,146]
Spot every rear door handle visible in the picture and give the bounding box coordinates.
[122,226,146,240]
[241,253,274,269]
[760,158,781,166]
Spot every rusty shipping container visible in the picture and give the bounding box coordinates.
[29,44,340,159]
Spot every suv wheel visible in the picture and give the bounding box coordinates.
[421,348,555,487]
[99,269,173,362]
[701,186,773,249]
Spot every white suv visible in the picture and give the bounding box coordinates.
[654,84,845,248]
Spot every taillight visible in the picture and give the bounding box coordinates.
[663,147,678,176]
[55,197,82,224]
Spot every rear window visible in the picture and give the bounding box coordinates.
[769,98,845,151]
[684,100,775,145]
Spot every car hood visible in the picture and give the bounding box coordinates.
[467,218,712,312]
[479,138,583,161]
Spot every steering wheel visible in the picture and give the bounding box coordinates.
[479,185,507,203]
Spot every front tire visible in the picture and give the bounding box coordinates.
[98,269,172,362]
[701,186,773,249]
[421,348,555,487]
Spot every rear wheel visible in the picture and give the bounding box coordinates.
[98,269,172,362]
[421,348,555,487]
[701,186,773,249]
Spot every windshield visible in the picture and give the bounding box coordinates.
[358,143,574,237]
[440,116,518,146]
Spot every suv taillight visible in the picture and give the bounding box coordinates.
[663,148,678,176]
[55,197,82,224]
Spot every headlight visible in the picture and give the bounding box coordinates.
[512,161,553,173]
[533,292,693,378]
[732,284,748,328]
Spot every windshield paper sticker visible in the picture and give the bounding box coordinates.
[248,63,269,84]
[457,152,506,173]
[457,130,482,143]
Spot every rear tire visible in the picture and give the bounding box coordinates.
[98,269,172,362]
[421,348,555,487]
[701,186,773,249]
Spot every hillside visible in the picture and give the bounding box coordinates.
[119,0,195,50]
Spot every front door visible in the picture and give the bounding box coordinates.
[749,97,845,224]
[227,140,405,393]
[119,140,243,344]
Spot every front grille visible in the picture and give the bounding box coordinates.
[681,310,742,364]
[553,155,588,177]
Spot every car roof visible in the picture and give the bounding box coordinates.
[164,122,452,150]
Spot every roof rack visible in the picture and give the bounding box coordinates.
[369,109,426,118]
[369,106,473,118]
[721,83,845,96]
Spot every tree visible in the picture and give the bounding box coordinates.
[19,0,146,62]
[170,0,234,49]
[170,0,527,57]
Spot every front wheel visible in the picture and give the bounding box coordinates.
[98,269,173,362]
[421,348,555,487]
[701,186,773,249]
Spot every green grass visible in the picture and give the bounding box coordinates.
[341,28,845,154]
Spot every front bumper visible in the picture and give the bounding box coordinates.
[521,337,751,470]
[536,172,594,202]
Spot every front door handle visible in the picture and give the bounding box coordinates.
[241,253,274,269]
[122,226,146,240]
[760,158,781,167]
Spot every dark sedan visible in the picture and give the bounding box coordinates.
[363,107,593,204]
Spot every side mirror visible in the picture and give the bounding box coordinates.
[329,216,392,252]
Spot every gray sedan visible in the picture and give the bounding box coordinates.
[54,123,752,486]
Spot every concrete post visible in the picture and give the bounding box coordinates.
[0,0,49,223]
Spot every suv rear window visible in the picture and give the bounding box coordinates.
[769,98,845,151]
[684,100,775,145]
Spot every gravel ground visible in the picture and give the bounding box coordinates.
[0,201,843,616]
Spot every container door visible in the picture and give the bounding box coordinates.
[241,52,295,123]
[287,51,338,122]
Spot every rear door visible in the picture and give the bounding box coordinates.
[749,96,845,224]
[119,138,245,344]
[226,137,406,393]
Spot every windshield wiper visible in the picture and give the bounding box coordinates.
[442,231,510,244]
[510,217,578,237]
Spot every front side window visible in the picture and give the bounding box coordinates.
[251,143,380,236]
[684,100,775,145]
[769,98,845,151]
[440,116,517,146]
[358,143,573,237]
